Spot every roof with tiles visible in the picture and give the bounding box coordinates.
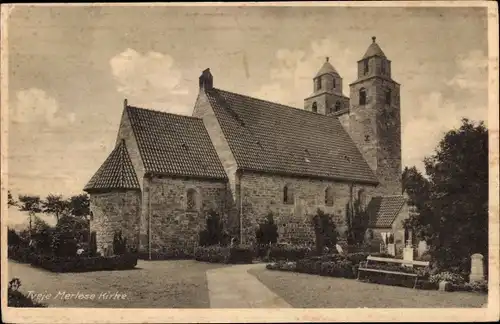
[125,105,227,180]
[362,37,386,59]
[366,195,406,228]
[204,88,378,184]
[315,57,339,77]
[84,140,140,192]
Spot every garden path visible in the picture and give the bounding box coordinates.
[206,263,292,308]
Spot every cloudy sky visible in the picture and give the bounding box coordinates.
[5,4,489,198]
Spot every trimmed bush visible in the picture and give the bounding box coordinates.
[268,244,314,261]
[29,253,138,272]
[194,245,254,264]
[256,212,279,246]
[8,278,47,308]
[138,249,192,260]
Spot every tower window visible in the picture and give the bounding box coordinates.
[325,187,334,206]
[359,88,367,105]
[385,89,391,105]
[363,60,369,75]
[335,101,341,112]
[332,78,336,89]
[312,102,318,113]
[283,185,294,205]
[381,61,386,75]
[316,77,322,91]
[328,106,334,114]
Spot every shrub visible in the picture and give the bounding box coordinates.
[256,212,279,245]
[8,246,34,263]
[311,209,337,255]
[465,280,488,293]
[113,230,127,255]
[268,244,314,261]
[30,253,138,272]
[51,216,88,257]
[8,278,47,307]
[266,261,296,271]
[194,245,254,264]
[198,210,229,246]
[429,271,466,285]
[8,228,22,246]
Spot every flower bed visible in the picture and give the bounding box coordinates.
[29,253,138,272]
[138,249,193,260]
[194,245,254,264]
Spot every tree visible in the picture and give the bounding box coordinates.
[404,118,488,275]
[401,166,434,240]
[8,191,17,208]
[198,210,228,246]
[42,194,70,222]
[18,195,42,235]
[51,215,89,257]
[69,194,90,218]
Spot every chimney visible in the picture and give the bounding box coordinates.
[199,68,213,90]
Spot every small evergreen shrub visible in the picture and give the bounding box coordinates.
[8,278,47,308]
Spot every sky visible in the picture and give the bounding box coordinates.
[5,4,489,198]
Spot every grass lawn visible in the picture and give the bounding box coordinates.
[249,268,488,308]
[8,259,228,308]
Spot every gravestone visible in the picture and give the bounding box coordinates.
[403,247,413,268]
[387,243,396,256]
[439,280,452,292]
[417,240,428,257]
[470,253,485,283]
[335,244,344,255]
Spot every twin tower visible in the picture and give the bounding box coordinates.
[304,37,402,196]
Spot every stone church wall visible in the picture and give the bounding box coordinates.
[89,190,142,256]
[143,176,227,255]
[239,171,377,245]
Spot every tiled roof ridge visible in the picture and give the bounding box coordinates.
[210,87,341,120]
[126,105,203,121]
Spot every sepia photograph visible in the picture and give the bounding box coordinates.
[1,2,498,323]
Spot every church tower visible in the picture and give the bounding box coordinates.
[346,37,402,196]
[304,57,350,115]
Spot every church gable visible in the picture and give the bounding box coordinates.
[203,87,378,185]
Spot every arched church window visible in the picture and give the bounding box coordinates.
[186,188,199,211]
[283,185,294,205]
[312,102,318,113]
[325,187,334,206]
[385,89,391,105]
[359,88,367,105]
[363,60,369,75]
[335,101,341,112]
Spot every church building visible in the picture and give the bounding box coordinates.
[84,37,411,257]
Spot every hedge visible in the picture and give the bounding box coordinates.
[8,246,34,264]
[138,249,193,260]
[194,245,254,264]
[267,244,314,261]
[29,253,138,272]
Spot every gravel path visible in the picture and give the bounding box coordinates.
[8,259,228,308]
